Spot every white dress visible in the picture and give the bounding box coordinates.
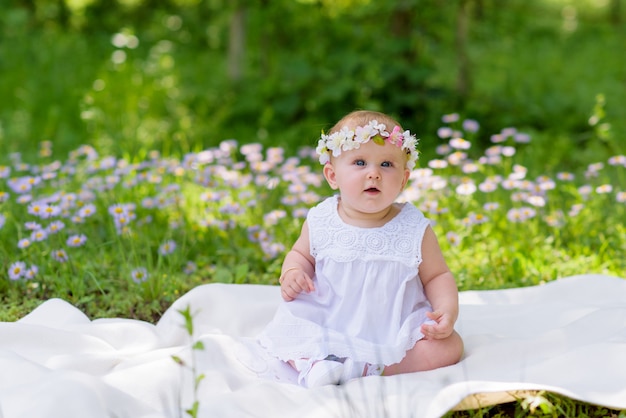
[258,195,434,366]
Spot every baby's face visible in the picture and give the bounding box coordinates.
[324,139,410,217]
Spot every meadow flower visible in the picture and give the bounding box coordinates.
[183,261,197,275]
[436,144,451,155]
[449,138,471,150]
[511,164,528,180]
[18,238,32,249]
[478,180,498,193]
[544,211,565,227]
[7,178,30,194]
[428,159,448,169]
[595,184,613,194]
[557,172,575,181]
[220,202,243,215]
[131,267,149,283]
[288,183,307,194]
[0,214,5,229]
[447,151,467,166]
[485,145,502,157]
[78,203,97,218]
[30,229,48,242]
[442,113,459,123]
[108,203,132,217]
[261,241,285,260]
[247,226,267,243]
[460,216,472,227]
[608,155,626,166]
[456,182,477,196]
[281,195,299,206]
[0,165,10,178]
[506,207,536,223]
[17,195,32,204]
[520,207,537,219]
[27,202,46,217]
[513,133,531,143]
[501,146,516,157]
[437,127,453,138]
[67,234,87,247]
[587,162,604,172]
[159,239,177,255]
[506,208,524,222]
[569,203,584,216]
[8,261,26,280]
[470,213,489,225]
[46,220,65,234]
[479,155,502,165]
[537,178,556,190]
[264,209,286,226]
[0,191,9,203]
[241,143,263,156]
[141,197,156,208]
[616,192,626,203]
[500,178,520,190]
[490,133,505,143]
[483,202,500,211]
[511,191,530,202]
[462,119,479,132]
[578,185,592,197]
[24,221,41,230]
[51,249,69,263]
[501,127,517,138]
[292,207,309,218]
[526,195,546,207]
[24,265,38,279]
[461,162,479,174]
[446,231,460,246]
[42,204,61,218]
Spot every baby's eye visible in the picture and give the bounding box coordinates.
[381,161,392,167]
[354,159,366,166]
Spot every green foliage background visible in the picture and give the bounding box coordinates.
[1,0,624,163]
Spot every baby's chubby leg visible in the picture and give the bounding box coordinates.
[383,331,464,376]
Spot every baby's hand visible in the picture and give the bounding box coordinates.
[280,269,315,302]
[421,310,455,340]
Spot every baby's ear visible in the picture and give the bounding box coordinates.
[323,163,339,190]
[401,168,410,189]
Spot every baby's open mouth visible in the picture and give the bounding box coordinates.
[365,187,380,192]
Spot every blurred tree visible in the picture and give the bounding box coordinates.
[228,0,246,82]
[609,0,621,24]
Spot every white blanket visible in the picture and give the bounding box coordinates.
[1,274,625,418]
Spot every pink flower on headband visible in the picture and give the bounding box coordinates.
[386,126,404,147]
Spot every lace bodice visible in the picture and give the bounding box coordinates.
[308,195,430,268]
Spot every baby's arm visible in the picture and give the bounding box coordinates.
[279,221,316,302]
[418,226,459,339]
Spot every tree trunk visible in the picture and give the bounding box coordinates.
[609,0,621,25]
[228,2,246,82]
[456,0,471,104]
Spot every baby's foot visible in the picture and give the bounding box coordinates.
[339,359,384,384]
[339,358,366,384]
[304,360,344,388]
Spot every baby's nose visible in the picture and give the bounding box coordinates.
[367,168,381,179]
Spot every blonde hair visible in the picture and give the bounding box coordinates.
[328,110,403,135]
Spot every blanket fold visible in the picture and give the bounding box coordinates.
[1,274,624,417]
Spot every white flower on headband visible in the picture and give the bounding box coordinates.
[315,119,419,169]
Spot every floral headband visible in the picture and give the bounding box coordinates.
[315,119,419,169]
